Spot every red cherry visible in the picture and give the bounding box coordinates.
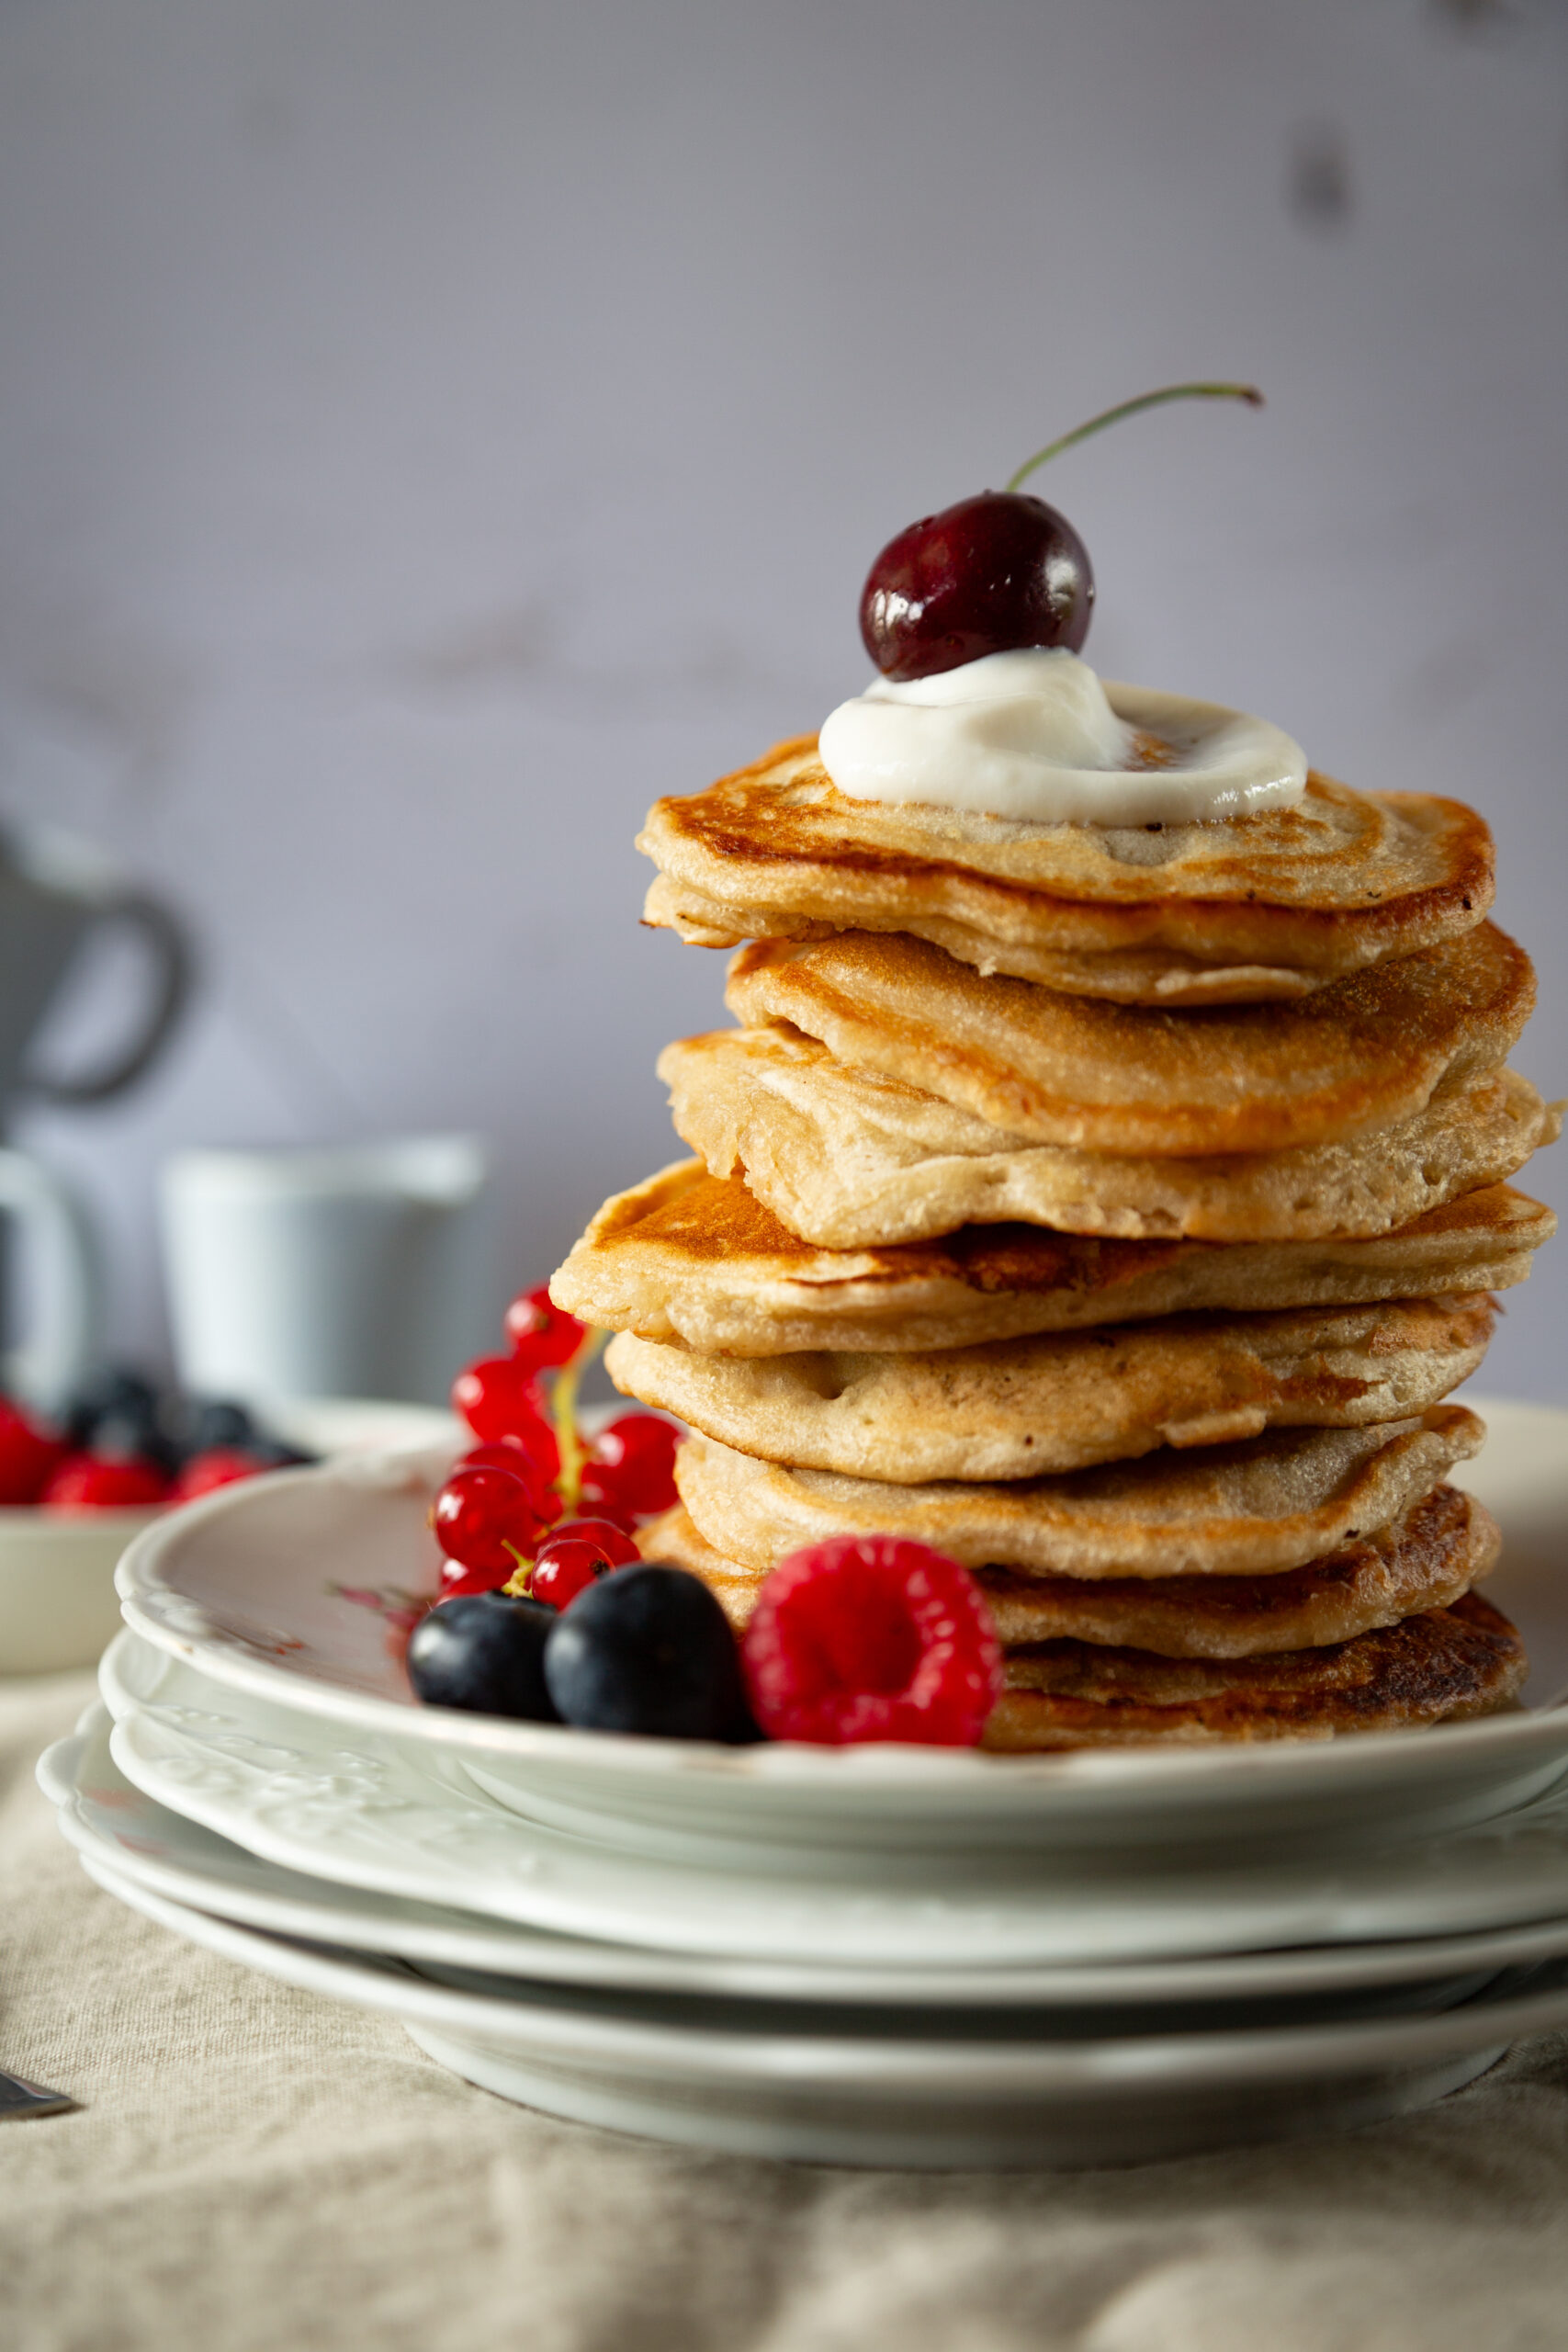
[451,1356,559,1470]
[0,1400,66,1505]
[433,1464,546,1577]
[579,1415,679,1520]
[740,1535,1000,1747]
[173,1447,267,1501]
[42,1453,171,1513]
[503,1284,586,1374]
[860,492,1093,683]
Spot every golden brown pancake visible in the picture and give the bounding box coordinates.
[643,1484,1499,1660]
[724,923,1533,1157]
[639,740,1495,1001]
[548,1160,1553,1355]
[660,1024,1556,1249]
[606,1295,1495,1483]
[983,1591,1526,1747]
[674,1407,1483,1580]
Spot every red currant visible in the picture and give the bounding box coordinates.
[173,1446,267,1501]
[432,1464,546,1577]
[0,1400,66,1505]
[451,1355,559,1469]
[740,1535,1000,1747]
[439,1555,515,1600]
[540,1516,641,1568]
[42,1453,171,1513]
[459,1440,558,1514]
[529,1544,607,1611]
[503,1284,586,1374]
[579,1414,679,1520]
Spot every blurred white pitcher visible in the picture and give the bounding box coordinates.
[160,1136,497,1408]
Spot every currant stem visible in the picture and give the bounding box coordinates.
[549,1327,607,1513]
[501,1543,533,1599]
[1004,382,1263,496]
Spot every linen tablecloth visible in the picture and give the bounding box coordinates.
[6,1671,1568,2352]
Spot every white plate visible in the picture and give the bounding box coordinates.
[94,1631,1568,1970]
[74,1858,1568,2168]
[53,1699,1568,2015]
[112,1396,1568,1860]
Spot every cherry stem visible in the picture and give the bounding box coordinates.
[549,1326,607,1513]
[1004,382,1263,496]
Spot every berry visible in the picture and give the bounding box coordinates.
[184,1398,259,1453]
[741,1535,1001,1747]
[529,1521,638,1611]
[861,492,1093,682]
[0,1400,66,1505]
[579,1414,679,1521]
[407,1591,561,1721]
[432,1464,545,1578]
[451,1355,559,1474]
[503,1285,586,1374]
[42,1453,170,1512]
[543,1563,750,1739]
[173,1446,267,1501]
[63,1365,161,1453]
[458,1440,558,1515]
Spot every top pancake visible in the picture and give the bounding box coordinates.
[639,738,1495,1003]
[724,922,1532,1158]
[549,1159,1554,1354]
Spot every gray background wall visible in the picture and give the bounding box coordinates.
[1,0,1564,1396]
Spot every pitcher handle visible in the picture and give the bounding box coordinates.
[27,893,193,1106]
[0,1150,102,1413]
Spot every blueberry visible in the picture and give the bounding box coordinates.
[186,1397,259,1453]
[543,1562,751,1741]
[64,1366,161,1452]
[406,1592,561,1722]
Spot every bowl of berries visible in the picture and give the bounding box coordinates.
[0,1370,459,1676]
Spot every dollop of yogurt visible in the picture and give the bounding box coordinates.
[818,648,1307,826]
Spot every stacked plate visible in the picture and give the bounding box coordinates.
[39,1396,1568,2169]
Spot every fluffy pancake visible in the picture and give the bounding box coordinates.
[661,1024,1557,1249]
[606,1295,1495,1483]
[674,1407,1483,1580]
[724,923,1532,1157]
[983,1592,1526,1747]
[639,739,1495,1002]
[642,1484,1500,1659]
[548,1161,1553,1355]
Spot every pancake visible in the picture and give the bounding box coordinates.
[642,1484,1500,1659]
[606,1295,1495,1483]
[639,739,1495,1002]
[548,1160,1553,1355]
[674,1407,1483,1580]
[724,923,1533,1157]
[660,1024,1556,1249]
[983,1592,1526,1747]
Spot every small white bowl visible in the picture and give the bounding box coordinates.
[0,1396,459,1678]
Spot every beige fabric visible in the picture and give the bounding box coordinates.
[639,742,1496,1000]
[660,1025,1558,1249]
[7,1674,1568,2350]
[607,1296,1495,1483]
[724,924,1533,1157]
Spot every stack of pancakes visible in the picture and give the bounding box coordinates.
[552,739,1560,1747]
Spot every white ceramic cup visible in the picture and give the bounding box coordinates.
[160,1136,498,1408]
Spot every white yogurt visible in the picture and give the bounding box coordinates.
[818,648,1307,826]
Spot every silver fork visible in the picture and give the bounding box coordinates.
[0,2069,74,2119]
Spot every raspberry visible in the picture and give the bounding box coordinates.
[740,1535,1001,1747]
[503,1285,586,1374]
[173,1446,268,1501]
[42,1453,171,1512]
[0,1399,66,1505]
